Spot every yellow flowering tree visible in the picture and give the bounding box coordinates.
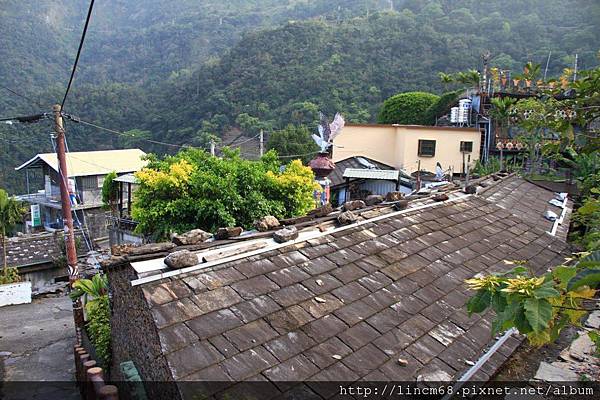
[466,254,599,346]
[132,148,318,239]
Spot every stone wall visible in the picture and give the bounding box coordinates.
[106,261,179,400]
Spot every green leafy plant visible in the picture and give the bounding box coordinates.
[70,274,111,365]
[0,189,25,283]
[132,148,319,239]
[466,254,600,346]
[0,267,20,285]
[101,171,119,213]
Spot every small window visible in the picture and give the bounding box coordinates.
[81,176,97,190]
[97,176,105,188]
[418,140,436,157]
[460,141,473,152]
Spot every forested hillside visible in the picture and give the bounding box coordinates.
[1,0,599,193]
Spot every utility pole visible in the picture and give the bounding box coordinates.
[210,139,215,156]
[573,54,578,82]
[415,160,421,191]
[259,129,264,157]
[53,104,84,328]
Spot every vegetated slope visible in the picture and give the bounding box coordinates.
[1,0,599,194]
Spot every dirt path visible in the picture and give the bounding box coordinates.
[0,296,79,399]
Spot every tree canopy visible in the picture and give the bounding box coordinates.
[132,149,318,239]
[377,92,440,125]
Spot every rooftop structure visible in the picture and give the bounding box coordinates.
[103,174,571,399]
[332,124,481,176]
[16,149,147,177]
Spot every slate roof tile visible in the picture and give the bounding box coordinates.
[224,319,279,351]
[264,330,316,363]
[329,263,368,284]
[151,298,203,329]
[334,300,378,326]
[208,335,240,358]
[405,333,446,364]
[301,256,337,275]
[271,251,310,268]
[263,354,320,382]
[190,286,242,314]
[378,351,423,380]
[267,266,311,287]
[157,323,199,354]
[304,336,353,369]
[230,275,280,299]
[186,309,244,340]
[220,346,279,381]
[301,314,348,343]
[265,305,314,333]
[341,343,389,377]
[372,327,414,356]
[230,295,281,323]
[299,294,344,319]
[337,321,380,350]
[165,341,224,379]
[269,283,315,307]
[197,267,245,290]
[301,273,343,295]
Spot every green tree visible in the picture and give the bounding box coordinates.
[131,148,319,239]
[438,72,454,91]
[455,69,481,89]
[0,189,24,281]
[101,171,119,213]
[267,125,319,164]
[489,97,517,138]
[377,92,440,125]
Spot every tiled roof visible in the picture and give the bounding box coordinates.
[138,191,569,397]
[479,175,571,241]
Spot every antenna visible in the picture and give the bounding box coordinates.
[543,51,551,81]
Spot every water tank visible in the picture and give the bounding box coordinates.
[450,107,459,123]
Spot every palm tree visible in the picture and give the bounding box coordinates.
[522,62,541,88]
[0,189,24,280]
[455,69,481,89]
[489,97,517,138]
[438,72,454,91]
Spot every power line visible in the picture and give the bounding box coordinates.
[0,84,44,108]
[64,114,197,149]
[61,0,96,110]
[0,113,49,123]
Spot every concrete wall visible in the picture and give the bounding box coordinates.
[333,124,481,174]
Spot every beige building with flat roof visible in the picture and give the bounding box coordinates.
[332,124,481,174]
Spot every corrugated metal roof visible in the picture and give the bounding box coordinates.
[113,173,138,184]
[329,156,395,187]
[15,149,147,177]
[342,168,399,180]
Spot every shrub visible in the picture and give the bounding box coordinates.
[132,148,319,238]
[377,91,440,125]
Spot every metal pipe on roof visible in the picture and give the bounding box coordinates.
[441,328,518,400]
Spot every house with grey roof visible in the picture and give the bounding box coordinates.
[102,174,571,400]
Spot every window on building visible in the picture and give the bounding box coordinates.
[97,175,105,188]
[418,140,436,157]
[460,141,473,152]
[81,176,98,190]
